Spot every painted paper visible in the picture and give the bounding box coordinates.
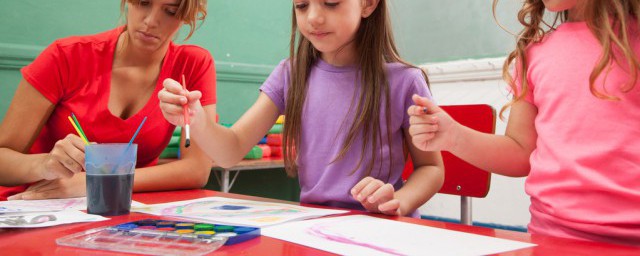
[133,197,348,227]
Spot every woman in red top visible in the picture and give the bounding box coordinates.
[0,0,216,200]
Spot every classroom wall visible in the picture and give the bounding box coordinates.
[0,1,528,229]
[1,0,522,121]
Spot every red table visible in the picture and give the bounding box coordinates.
[1,189,638,255]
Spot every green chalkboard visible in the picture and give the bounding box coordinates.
[390,0,522,63]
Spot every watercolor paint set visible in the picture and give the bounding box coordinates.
[56,219,260,255]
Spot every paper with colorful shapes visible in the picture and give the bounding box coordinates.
[262,215,536,256]
[0,210,108,228]
[132,197,348,227]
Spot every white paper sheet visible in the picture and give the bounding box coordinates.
[0,197,146,213]
[0,210,108,228]
[133,197,348,227]
[263,215,536,256]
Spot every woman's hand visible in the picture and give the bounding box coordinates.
[8,172,87,200]
[35,134,86,181]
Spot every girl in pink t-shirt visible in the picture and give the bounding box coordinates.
[409,0,640,246]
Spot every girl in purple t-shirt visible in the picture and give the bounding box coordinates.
[159,0,444,217]
[408,0,640,245]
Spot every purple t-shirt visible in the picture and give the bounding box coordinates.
[260,59,433,214]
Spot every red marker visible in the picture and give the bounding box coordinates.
[181,74,191,148]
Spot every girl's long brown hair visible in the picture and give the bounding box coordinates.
[283,0,429,177]
[120,0,207,40]
[494,0,640,118]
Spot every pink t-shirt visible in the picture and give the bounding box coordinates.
[519,21,640,245]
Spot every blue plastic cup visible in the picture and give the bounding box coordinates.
[85,143,137,216]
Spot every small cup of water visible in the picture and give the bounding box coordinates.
[85,143,137,216]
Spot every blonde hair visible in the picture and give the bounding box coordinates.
[494,0,640,118]
[283,0,429,177]
[120,0,207,40]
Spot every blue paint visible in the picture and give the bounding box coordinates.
[212,205,250,210]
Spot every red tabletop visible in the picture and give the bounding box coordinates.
[0,189,638,255]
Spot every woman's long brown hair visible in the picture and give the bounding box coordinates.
[283,0,429,177]
[120,0,207,40]
[494,0,640,118]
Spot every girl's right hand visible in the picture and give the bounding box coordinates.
[407,94,460,152]
[158,78,203,126]
[38,134,86,180]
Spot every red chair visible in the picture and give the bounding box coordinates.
[403,104,496,225]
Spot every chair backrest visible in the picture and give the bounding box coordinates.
[402,104,496,198]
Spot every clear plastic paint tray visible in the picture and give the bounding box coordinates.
[56,219,261,255]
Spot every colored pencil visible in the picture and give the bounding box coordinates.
[67,116,90,145]
[71,113,89,143]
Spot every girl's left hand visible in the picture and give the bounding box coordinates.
[7,173,86,200]
[351,177,402,216]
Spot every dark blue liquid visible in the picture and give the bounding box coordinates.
[86,173,134,216]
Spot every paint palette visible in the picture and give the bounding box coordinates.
[56,219,260,255]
